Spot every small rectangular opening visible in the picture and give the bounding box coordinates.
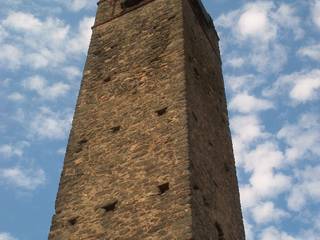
[158,182,169,195]
[111,126,121,133]
[155,107,168,116]
[102,200,118,212]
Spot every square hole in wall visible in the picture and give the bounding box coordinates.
[155,107,168,116]
[102,200,118,213]
[158,182,169,195]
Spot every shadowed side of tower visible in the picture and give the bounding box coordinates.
[48,0,245,239]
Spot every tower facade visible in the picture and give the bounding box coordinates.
[49,0,245,239]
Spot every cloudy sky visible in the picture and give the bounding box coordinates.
[0,0,319,239]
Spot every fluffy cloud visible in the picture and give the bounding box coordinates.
[0,12,94,71]
[225,74,262,93]
[8,92,24,101]
[260,227,295,240]
[67,17,94,54]
[278,113,320,162]
[30,107,72,140]
[0,233,16,240]
[265,69,320,103]
[23,75,70,100]
[0,144,23,158]
[288,165,320,211]
[298,43,320,61]
[0,44,22,69]
[3,11,42,32]
[0,167,45,190]
[63,66,82,80]
[312,0,320,28]
[230,93,274,113]
[216,2,302,73]
[251,201,288,224]
[237,2,276,42]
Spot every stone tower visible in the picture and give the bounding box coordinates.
[49,0,245,239]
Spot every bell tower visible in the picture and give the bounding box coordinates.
[49,0,245,239]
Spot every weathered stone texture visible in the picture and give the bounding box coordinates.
[49,0,245,239]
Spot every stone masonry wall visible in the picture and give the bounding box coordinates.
[49,0,193,239]
[183,0,245,239]
[49,0,245,239]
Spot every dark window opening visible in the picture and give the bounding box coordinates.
[158,182,169,195]
[193,67,200,77]
[111,126,121,133]
[193,184,200,190]
[78,139,88,145]
[192,112,198,122]
[103,76,111,83]
[155,107,168,116]
[215,222,225,240]
[68,217,77,226]
[102,200,118,212]
[120,0,143,9]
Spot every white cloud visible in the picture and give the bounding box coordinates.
[67,17,94,54]
[0,44,22,69]
[3,11,42,32]
[230,93,274,113]
[30,107,72,140]
[260,227,295,240]
[63,66,82,80]
[298,43,320,61]
[23,75,70,100]
[0,232,16,240]
[0,167,45,190]
[216,2,302,73]
[225,74,263,93]
[265,69,320,103]
[225,56,245,68]
[278,113,320,162]
[251,201,288,224]
[8,92,24,101]
[312,0,320,29]
[1,12,93,71]
[0,144,23,158]
[237,2,276,42]
[273,4,304,39]
[288,165,320,211]
[231,114,267,146]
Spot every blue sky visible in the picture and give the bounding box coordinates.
[0,0,319,239]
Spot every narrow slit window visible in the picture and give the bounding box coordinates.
[215,222,225,240]
[158,182,169,195]
[155,107,168,116]
[111,126,121,133]
[192,112,198,122]
[102,200,118,213]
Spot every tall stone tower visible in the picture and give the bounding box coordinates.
[49,0,245,239]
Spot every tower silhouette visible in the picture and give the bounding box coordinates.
[49,0,245,239]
